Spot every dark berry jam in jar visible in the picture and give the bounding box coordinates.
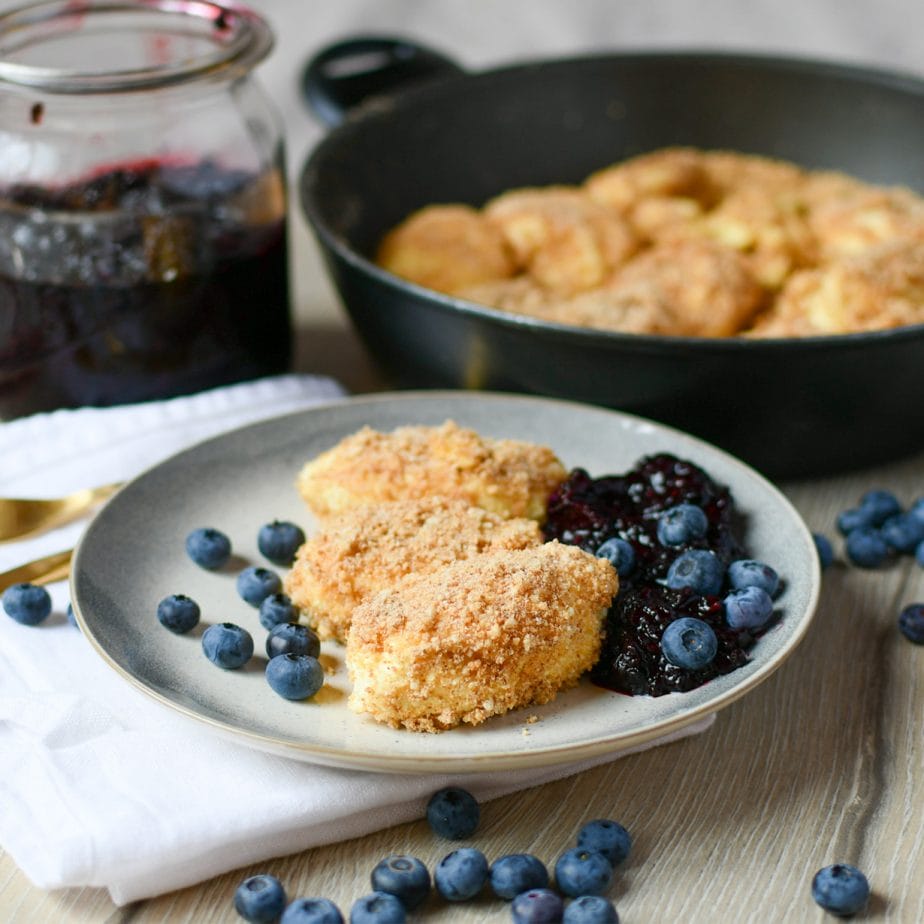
[0,1,291,417]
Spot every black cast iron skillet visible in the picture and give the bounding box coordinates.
[299,37,924,480]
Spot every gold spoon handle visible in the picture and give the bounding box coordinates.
[0,549,73,593]
[0,482,122,543]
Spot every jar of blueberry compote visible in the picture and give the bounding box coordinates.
[0,0,291,417]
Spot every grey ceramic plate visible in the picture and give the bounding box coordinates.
[72,392,819,774]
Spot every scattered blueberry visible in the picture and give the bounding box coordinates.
[910,497,924,526]
[563,894,620,924]
[202,622,254,669]
[917,539,924,568]
[281,897,344,924]
[727,559,780,598]
[490,853,549,900]
[845,528,890,569]
[234,873,287,923]
[265,653,324,700]
[576,819,632,867]
[2,582,52,626]
[859,489,902,526]
[266,622,321,659]
[156,593,201,634]
[660,617,718,671]
[66,602,79,628]
[433,847,489,901]
[426,786,480,839]
[594,538,635,577]
[237,566,282,607]
[880,513,924,554]
[510,888,565,924]
[813,532,835,570]
[258,520,307,567]
[898,603,924,644]
[664,549,724,596]
[723,586,775,631]
[370,855,430,910]
[185,527,232,570]
[259,592,298,630]
[835,507,874,537]
[554,848,613,898]
[349,891,406,924]
[810,863,870,917]
[656,503,708,547]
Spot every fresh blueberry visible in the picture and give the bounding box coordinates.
[563,894,620,924]
[859,489,902,526]
[594,538,635,577]
[2,582,52,626]
[281,898,344,924]
[433,847,489,901]
[66,602,79,629]
[490,854,549,900]
[813,532,835,570]
[727,559,780,598]
[258,520,307,567]
[370,855,430,910]
[266,622,321,659]
[724,586,774,631]
[661,617,718,671]
[426,786,480,839]
[185,527,231,570]
[511,888,565,924]
[233,873,287,923]
[265,653,324,700]
[349,891,406,924]
[845,528,890,568]
[656,504,708,547]
[237,566,282,607]
[898,603,924,644]
[202,622,254,669]
[910,497,924,526]
[576,819,632,867]
[156,593,200,634]
[665,549,724,596]
[836,507,875,536]
[554,848,613,898]
[917,539,924,568]
[259,592,298,630]
[810,863,870,916]
[880,513,924,554]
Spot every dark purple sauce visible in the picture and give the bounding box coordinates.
[0,159,291,417]
[544,453,759,696]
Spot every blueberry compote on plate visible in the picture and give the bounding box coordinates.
[545,453,758,696]
[0,159,291,417]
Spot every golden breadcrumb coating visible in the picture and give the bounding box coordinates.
[346,542,618,732]
[284,498,542,643]
[749,241,924,336]
[376,204,515,294]
[484,186,638,296]
[296,420,567,522]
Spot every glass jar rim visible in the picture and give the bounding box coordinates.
[0,0,274,94]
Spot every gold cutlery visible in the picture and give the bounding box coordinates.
[0,483,121,542]
[0,548,73,593]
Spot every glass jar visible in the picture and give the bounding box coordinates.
[0,0,291,417]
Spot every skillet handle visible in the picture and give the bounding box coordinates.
[301,36,465,128]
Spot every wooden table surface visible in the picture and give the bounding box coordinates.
[2,325,923,924]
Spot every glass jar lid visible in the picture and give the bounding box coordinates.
[0,0,274,94]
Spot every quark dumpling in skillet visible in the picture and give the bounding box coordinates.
[346,542,618,732]
[296,420,567,522]
[283,497,542,643]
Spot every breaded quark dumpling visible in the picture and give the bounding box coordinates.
[284,498,542,643]
[297,420,567,522]
[484,186,638,296]
[608,239,765,337]
[346,542,618,732]
[376,204,515,294]
[748,241,924,337]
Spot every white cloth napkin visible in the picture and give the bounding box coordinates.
[0,375,714,905]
